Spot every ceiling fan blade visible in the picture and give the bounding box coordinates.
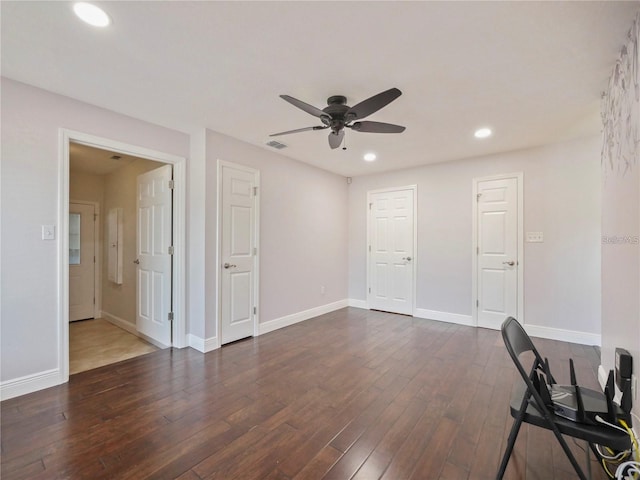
[280,95,328,119]
[328,130,344,149]
[346,88,402,121]
[270,126,327,137]
[349,121,406,133]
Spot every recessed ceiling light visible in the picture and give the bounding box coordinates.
[474,127,492,139]
[364,153,377,162]
[73,2,111,27]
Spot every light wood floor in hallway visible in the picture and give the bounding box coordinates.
[69,318,158,374]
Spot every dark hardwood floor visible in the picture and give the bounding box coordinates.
[1,307,607,479]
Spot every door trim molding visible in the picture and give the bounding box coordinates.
[216,159,260,346]
[59,129,187,383]
[471,172,524,328]
[366,185,418,315]
[69,200,101,319]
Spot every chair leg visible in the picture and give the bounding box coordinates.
[496,415,524,480]
[548,426,589,480]
[584,441,592,480]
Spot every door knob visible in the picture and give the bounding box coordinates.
[402,256,412,261]
[133,259,140,264]
[223,263,237,269]
[503,261,515,266]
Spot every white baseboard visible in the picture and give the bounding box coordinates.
[524,324,601,346]
[0,368,61,401]
[259,299,348,335]
[102,311,137,335]
[414,308,474,327]
[348,298,368,309]
[188,334,219,353]
[102,311,169,349]
[343,302,600,348]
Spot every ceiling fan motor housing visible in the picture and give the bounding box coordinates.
[323,96,350,132]
[327,95,347,106]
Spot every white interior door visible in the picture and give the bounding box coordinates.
[136,164,172,347]
[476,177,519,329]
[220,162,258,345]
[69,203,95,321]
[367,188,415,315]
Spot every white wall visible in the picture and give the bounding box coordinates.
[187,129,207,340]
[349,136,602,342]
[600,14,640,419]
[0,78,190,388]
[203,130,349,341]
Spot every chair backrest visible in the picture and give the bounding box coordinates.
[501,316,549,393]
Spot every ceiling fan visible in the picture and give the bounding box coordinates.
[270,87,406,149]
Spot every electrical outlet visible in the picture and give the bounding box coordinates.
[42,225,55,240]
[526,232,544,243]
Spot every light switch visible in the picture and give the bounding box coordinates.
[526,232,543,243]
[42,225,55,240]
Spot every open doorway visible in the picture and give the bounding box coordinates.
[60,131,187,380]
[69,142,168,373]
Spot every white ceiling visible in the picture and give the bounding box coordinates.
[2,1,638,177]
[70,142,140,175]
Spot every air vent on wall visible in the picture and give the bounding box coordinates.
[266,140,287,150]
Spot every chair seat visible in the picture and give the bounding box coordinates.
[510,381,631,451]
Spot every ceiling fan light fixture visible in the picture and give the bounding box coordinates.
[474,127,492,139]
[364,153,377,162]
[73,2,111,27]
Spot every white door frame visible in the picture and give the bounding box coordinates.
[366,185,418,314]
[59,129,187,382]
[471,172,524,327]
[216,159,260,346]
[69,199,101,319]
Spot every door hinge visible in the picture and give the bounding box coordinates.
[253,306,257,315]
[168,311,174,321]
[476,246,479,254]
[253,247,257,255]
[94,255,96,263]
[94,213,97,221]
[476,299,479,307]
[253,186,258,196]
[368,245,371,252]
[369,287,371,293]
[369,202,373,210]
[477,193,482,201]
[168,180,175,189]
[168,245,174,255]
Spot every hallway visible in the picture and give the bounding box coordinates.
[69,318,158,374]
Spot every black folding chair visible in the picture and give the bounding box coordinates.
[496,317,631,480]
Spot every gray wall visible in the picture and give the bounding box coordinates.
[349,136,602,339]
[600,15,640,420]
[1,78,190,385]
[203,130,349,340]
